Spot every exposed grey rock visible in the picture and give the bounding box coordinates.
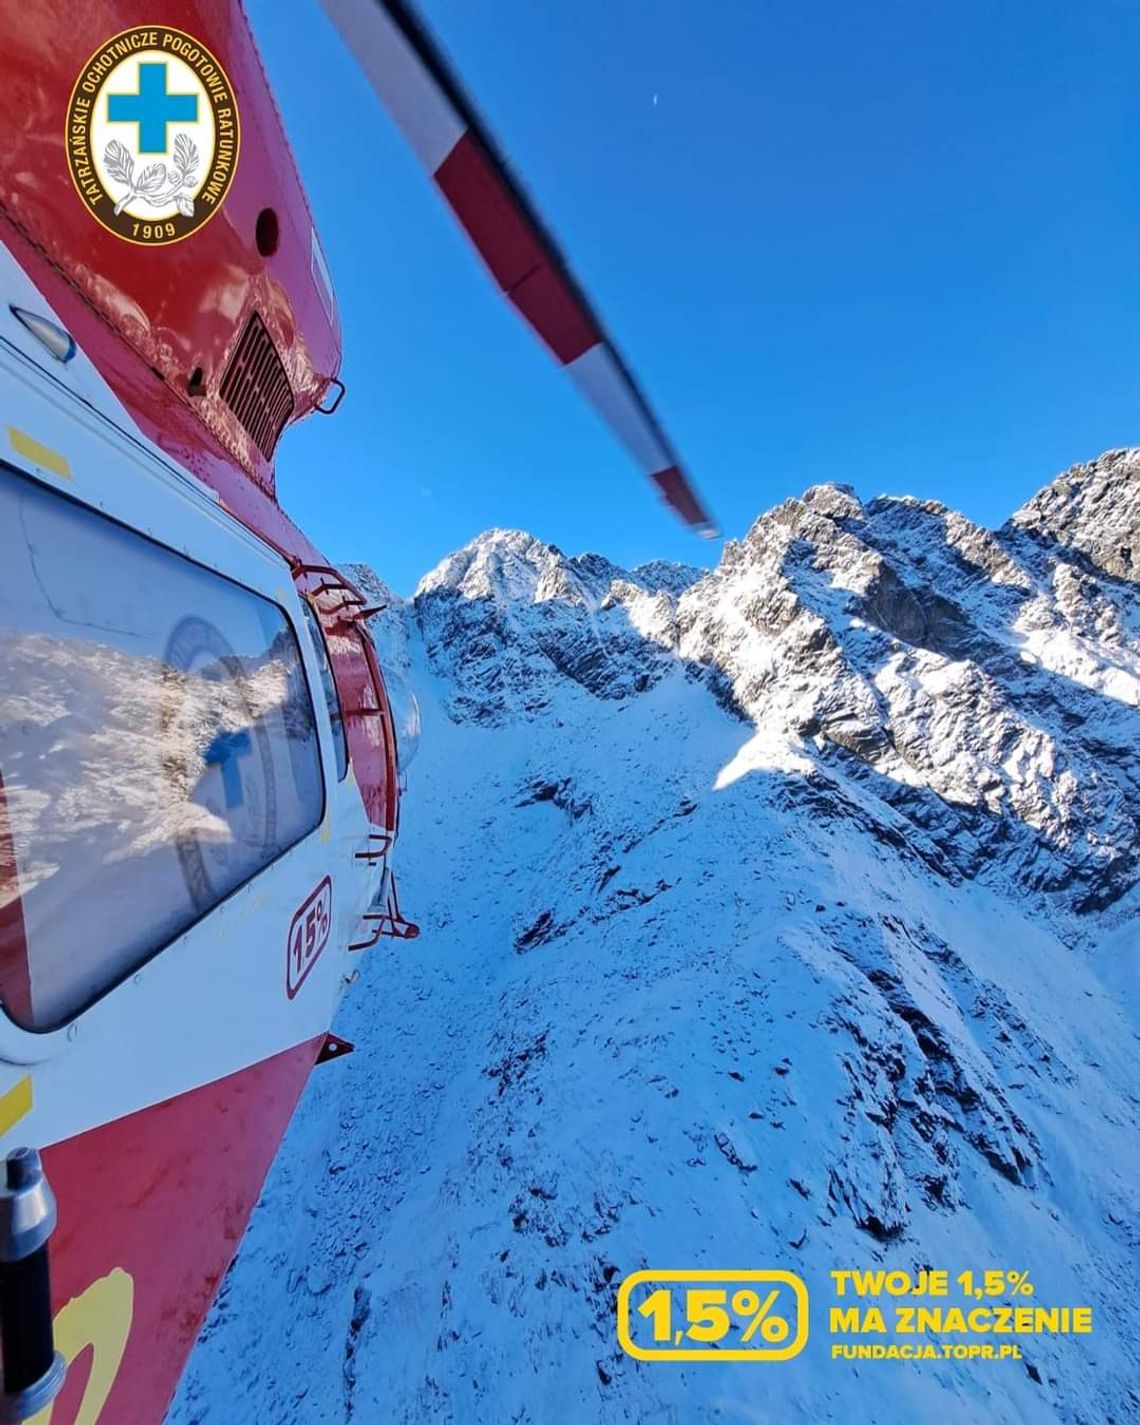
[1009,447,1140,582]
[396,454,1139,923]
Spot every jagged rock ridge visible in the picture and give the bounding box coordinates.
[412,450,1140,923]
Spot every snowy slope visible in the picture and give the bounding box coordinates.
[169,452,1140,1425]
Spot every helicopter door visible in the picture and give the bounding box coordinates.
[0,460,326,1031]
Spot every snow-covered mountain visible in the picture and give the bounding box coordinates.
[169,451,1140,1425]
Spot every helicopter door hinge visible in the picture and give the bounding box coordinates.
[348,872,420,952]
[354,830,393,864]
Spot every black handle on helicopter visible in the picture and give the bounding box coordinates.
[0,1148,65,1423]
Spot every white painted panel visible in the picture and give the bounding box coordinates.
[320,0,465,173]
[567,343,672,475]
[0,243,380,1150]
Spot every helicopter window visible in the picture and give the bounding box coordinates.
[301,602,348,781]
[0,464,325,1032]
[384,668,421,774]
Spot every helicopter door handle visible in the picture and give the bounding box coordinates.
[315,377,345,414]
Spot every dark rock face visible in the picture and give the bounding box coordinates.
[1009,447,1140,582]
[411,454,1140,924]
[412,530,699,723]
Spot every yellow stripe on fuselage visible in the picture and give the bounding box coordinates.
[7,426,72,480]
[0,1075,33,1137]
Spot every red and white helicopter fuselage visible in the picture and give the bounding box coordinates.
[1,5,407,1420]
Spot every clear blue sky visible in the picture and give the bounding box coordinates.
[248,0,1140,595]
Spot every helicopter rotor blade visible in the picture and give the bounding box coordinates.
[319,0,718,537]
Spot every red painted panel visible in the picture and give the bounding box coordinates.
[435,130,543,289]
[508,265,599,367]
[0,0,340,494]
[651,463,713,531]
[435,131,600,364]
[42,1038,322,1425]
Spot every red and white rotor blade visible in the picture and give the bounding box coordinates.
[319,0,717,537]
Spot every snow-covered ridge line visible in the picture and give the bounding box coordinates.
[401,449,1140,928]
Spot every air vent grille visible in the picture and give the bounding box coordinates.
[219,312,295,460]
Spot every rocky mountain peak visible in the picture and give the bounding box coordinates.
[674,457,1140,921]
[1008,446,1140,582]
[415,527,706,608]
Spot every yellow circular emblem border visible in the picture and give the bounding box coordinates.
[65,25,241,247]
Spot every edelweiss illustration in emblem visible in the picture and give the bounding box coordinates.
[105,133,200,217]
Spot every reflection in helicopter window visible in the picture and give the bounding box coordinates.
[300,601,348,781]
[0,464,325,1031]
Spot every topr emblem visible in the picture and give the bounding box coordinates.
[66,26,240,245]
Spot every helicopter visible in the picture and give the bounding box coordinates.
[0,1,714,1419]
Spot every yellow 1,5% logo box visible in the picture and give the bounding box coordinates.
[617,1270,809,1362]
